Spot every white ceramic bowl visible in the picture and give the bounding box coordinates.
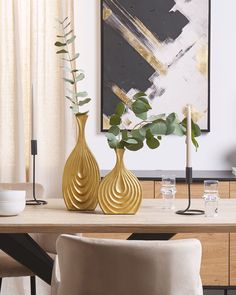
[0,190,26,216]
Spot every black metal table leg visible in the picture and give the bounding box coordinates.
[0,233,53,285]
[128,233,175,240]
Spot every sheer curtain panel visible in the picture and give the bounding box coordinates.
[0,0,77,294]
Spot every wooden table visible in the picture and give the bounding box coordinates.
[1,198,236,285]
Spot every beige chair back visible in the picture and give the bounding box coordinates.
[52,235,203,295]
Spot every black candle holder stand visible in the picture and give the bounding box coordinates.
[26,140,47,205]
[176,167,204,216]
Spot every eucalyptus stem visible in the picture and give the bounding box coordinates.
[132,120,151,130]
[61,24,77,104]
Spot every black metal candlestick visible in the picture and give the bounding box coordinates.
[26,140,47,205]
[176,167,204,215]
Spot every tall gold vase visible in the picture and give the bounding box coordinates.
[98,148,142,214]
[62,113,100,210]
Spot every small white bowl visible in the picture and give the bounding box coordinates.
[0,190,26,216]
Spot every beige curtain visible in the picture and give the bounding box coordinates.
[0,0,77,294]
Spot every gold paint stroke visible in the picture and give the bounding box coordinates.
[134,17,162,49]
[112,84,132,106]
[103,8,112,20]
[103,0,167,75]
[103,114,110,129]
[196,45,208,76]
[120,26,167,75]
[110,0,162,48]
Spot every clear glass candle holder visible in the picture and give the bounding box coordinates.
[161,176,176,210]
[204,195,219,217]
[203,180,219,217]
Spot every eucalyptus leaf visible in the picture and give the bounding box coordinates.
[132,100,150,114]
[107,139,118,149]
[76,91,88,98]
[56,49,68,54]
[138,97,151,108]
[139,127,146,137]
[70,53,80,61]
[76,73,85,82]
[145,129,153,140]
[123,138,138,144]
[131,129,145,141]
[166,113,177,124]
[173,123,185,136]
[106,132,117,141]
[181,118,187,129]
[146,137,160,149]
[109,125,120,136]
[106,133,118,149]
[125,140,144,151]
[62,17,69,24]
[110,114,121,126]
[66,35,76,45]
[166,124,175,135]
[150,120,167,135]
[63,22,71,30]
[121,130,128,140]
[63,77,74,84]
[192,134,199,150]
[62,53,80,62]
[78,98,91,106]
[135,112,147,120]
[133,92,146,99]
[148,114,165,121]
[70,104,80,114]
[55,41,66,47]
[65,96,76,104]
[117,141,125,149]
[115,102,125,116]
[192,122,201,137]
[65,30,73,37]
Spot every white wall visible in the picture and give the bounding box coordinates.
[76,0,236,171]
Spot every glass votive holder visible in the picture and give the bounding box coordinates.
[204,194,219,217]
[161,176,176,210]
[204,180,219,195]
[203,180,219,217]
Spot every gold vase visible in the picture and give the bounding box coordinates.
[98,148,142,214]
[62,113,100,210]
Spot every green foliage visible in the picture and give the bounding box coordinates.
[55,17,90,115]
[106,92,201,152]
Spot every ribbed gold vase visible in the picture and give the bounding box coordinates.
[62,113,100,211]
[98,148,142,215]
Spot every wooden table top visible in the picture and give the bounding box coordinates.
[0,198,236,234]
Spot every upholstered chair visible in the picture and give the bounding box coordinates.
[0,183,58,295]
[51,235,203,295]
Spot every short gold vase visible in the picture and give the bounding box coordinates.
[98,148,142,215]
[62,113,100,211]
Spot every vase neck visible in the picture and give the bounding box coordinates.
[75,113,88,142]
[115,148,125,168]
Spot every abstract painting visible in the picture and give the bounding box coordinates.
[101,0,210,131]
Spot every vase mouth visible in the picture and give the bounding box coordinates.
[75,112,88,117]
